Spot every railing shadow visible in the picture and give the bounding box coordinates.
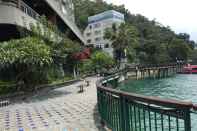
[93,104,108,131]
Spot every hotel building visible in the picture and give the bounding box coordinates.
[83,10,125,56]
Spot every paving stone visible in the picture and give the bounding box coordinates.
[0,77,104,131]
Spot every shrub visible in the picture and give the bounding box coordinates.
[0,37,53,91]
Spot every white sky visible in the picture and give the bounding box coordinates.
[104,0,197,42]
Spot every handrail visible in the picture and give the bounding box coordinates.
[97,64,195,131]
[136,63,185,69]
[97,83,194,109]
[97,78,194,109]
[19,0,40,20]
[97,65,195,109]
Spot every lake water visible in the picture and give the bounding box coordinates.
[118,74,197,131]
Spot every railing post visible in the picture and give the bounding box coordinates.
[184,108,191,131]
[120,96,126,131]
[99,90,105,126]
[97,89,101,114]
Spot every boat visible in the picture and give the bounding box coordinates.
[182,64,197,74]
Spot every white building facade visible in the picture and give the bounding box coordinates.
[84,10,125,57]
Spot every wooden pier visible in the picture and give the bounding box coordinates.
[134,63,184,79]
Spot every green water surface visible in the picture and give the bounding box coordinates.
[118,74,197,103]
[118,74,197,130]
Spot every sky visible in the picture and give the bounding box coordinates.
[104,0,197,42]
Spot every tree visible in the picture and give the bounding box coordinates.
[0,37,53,91]
[189,49,197,64]
[104,23,139,66]
[74,0,196,64]
[177,33,195,49]
[168,38,192,62]
[0,15,83,92]
[29,15,83,78]
[78,59,94,74]
[90,51,115,73]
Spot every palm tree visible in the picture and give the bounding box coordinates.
[104,23,139,68]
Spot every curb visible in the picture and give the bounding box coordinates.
[0,79,80,101]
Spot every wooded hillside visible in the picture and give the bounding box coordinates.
[73,0,196,64]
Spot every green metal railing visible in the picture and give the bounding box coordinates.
[96,68,197,131]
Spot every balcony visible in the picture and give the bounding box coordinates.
[0,0,85,43]
[1,0,40,20]
[0,0,40,31]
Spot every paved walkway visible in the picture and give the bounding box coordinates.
[0,77,105,131]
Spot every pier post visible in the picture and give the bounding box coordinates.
[142,70,145,79]
[136,69,138,80]
[153,69,155,79]
[140,70,143,79]
[163,68,165,78]
[166,68,169,77]
[158,69,160,79]
[148,69,151,78]
[169,67,171,76]
[154,68,156,79]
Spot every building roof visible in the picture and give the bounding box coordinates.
[88,10,124,24]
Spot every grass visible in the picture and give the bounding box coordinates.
[50,75,74,85]
[0,80,10,84]
[0,75,75,95]
[0,80,17,95]
[0,80,16,86]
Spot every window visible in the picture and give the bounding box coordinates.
[104,44,109,48]
[96,44,102,49]
[94,23,101,28]
[87,39,91,43]
[86,33,91,37]
[95,37,101,41]
[96,45,100,48]
[95,30,101,35]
